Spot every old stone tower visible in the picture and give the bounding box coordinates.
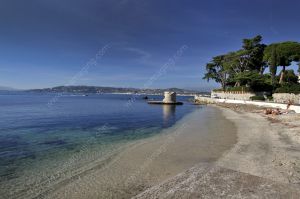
[163,92,177,103]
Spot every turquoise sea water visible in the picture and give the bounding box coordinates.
[0,92,196,198]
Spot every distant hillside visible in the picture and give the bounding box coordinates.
[28,86,207,95]
[0,86,18,91]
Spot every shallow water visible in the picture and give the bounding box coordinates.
[44,106,237,199]
[0,92,195,198]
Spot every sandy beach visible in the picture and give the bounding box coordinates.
[15,104,300,198]
[135,104,300,198]
[39,106,236,199]
[216,104,300,184]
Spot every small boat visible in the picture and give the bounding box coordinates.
[143,96,148,100]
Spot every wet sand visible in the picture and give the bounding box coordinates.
[43,106,237,199]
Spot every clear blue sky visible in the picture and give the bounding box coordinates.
[0,0,300,90]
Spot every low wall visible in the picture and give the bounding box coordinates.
[194,95,300,113]
[211,91,256,100]
[273,93,300,104]
[207,92,300,105]
[194,96,216,104]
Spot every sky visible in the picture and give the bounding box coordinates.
[0,0,300,91]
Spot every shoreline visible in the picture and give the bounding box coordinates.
[3,107,203,199]
[9,102,300,198]
[135,104,300,198]
[216,104,300,184]
[43,106,237,199]
[13,102,300,198]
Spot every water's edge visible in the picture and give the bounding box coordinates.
[43,106,238,198]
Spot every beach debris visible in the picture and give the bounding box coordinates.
[264,108,296,116]
[264,108,281,115]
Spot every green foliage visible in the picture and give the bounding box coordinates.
[203,55,229,90]
[264,41,300,67]
[213,86,252,92]
[204,35,300,94]
[268,46,278,83]
[233,71,258,86]
[212,88,224,92]
[226,86,252,92]
[274,83,300,94]
[282,70,298,84]
[250,95,265,101]
[264,41,300,84]
[249,74,273,92]
[267,95,273,101]
[242,35,266,72]
[229,71,272,92]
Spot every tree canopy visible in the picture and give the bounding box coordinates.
[204,36,300,93]
[264,41,300,84]
[203,55,228,90]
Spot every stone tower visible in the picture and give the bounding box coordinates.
[163,92,177,103]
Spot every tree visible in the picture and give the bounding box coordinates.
[221,51,248,87]
[282,70,298,84]
[242,35,266,73]
[203,55,229,91]
[203,36,266,90]
[277,42,300,83]
[204,36,300,93]
[264,44,279,85]
[222,35,266,87]
[264,41,300,84]
[233,71,273,92]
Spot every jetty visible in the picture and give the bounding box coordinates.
[148,92,183,105]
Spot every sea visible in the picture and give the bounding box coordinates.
[0,91,196,198]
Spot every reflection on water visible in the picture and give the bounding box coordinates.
[0,93,196,198]
[162,105,176,125]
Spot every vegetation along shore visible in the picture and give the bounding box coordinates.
[203,35,300,96]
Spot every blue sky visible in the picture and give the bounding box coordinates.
[0,0,300,90]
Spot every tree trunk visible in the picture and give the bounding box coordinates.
[222,73,227,91]
[270,65,277,85]
[279,65,286,84]
[234,82,240,87]
[222,83,226,91]
[259,66,265,75]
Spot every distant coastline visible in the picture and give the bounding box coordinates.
[26,85,209,96]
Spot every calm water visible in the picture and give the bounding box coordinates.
[0,92,195,198]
